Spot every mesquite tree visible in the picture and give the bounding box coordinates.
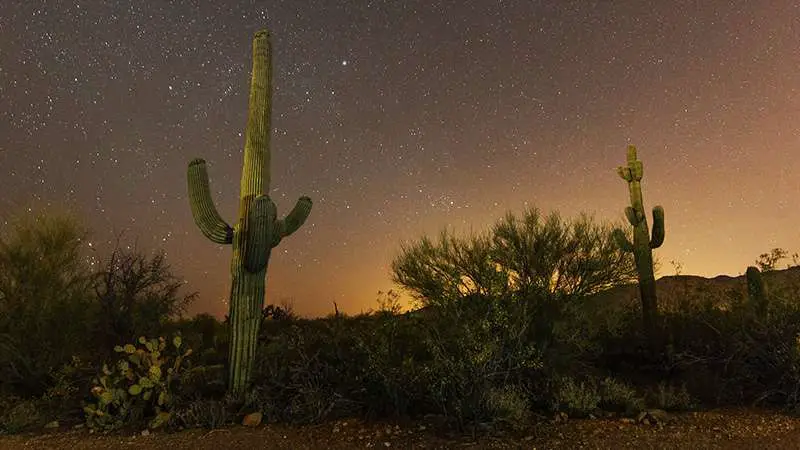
[187,29,312,396]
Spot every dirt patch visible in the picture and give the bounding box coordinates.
[2,408,800,449]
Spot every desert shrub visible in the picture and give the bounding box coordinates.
[93,241,197,358]
[387,206,660,422]
[175,364,227,402]
[353,311,431,418]
[39,356,97,423]
[390,207,652,313]
[411,292,545,430]
[598,377,645,415]
[0,211,98,397]
[649,381,696,411]
[83,335,193,432]
[550,376,600,417]
[170,393,241,430]
[166,314,227,367]
[482,384,532,431]
[0,396,42,434]
[251,319,372,424]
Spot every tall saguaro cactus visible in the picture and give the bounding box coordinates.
[611,145,665,339]
[187,29,313,397]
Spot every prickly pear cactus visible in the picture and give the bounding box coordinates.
[611,145,665,338]
[186,29,312,397]
[84,335,191,431]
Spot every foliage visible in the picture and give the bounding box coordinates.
[93,239,197,357]
[390,206,643,311]
[482,384,532,431]
[83,335,193,432]
[412,292,545,429]
[0,396,42,434]
[550,376,601,417]
[251,320,371,424]
[755,247,800,272]
[650,382,696,411]
[166,314,228,367]
[0,211,98,396]
[597,377,645,415]
[171,394,239,430]
[375,289,404,316]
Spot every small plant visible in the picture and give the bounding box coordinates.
[669,259,683,276]
[0,396,42,434]
[598,377,645,415]
[651,381,695,411]
[755,248,789,272]
[551,376,600,418]
[375,289,404,315]
[83,335,192,432]
[171,394,238,430]
[483,384,531,431]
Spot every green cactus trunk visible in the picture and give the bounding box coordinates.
[745,266,768,319]
[186,30,312,397]
[611,145,665,340]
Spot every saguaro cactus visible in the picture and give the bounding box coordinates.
[611,145,665,338]
[745,266,768,319]
[187,29,312,397]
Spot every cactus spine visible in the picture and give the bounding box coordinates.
[187,29,312,397]
[745,266,768,319]
[611,145,665,338]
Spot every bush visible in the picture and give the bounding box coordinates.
[251,320,371,424]
[353,312,430,418]
[0,211,98,396]
[0,396,42,434]
[550,376,600,417]
[650,382,695,411]
[598,377,645,415]
[93,241,197,356]
[171,393,240,430]
[414,293,544,429]
[390,207,651,311]
[483,384,532,431]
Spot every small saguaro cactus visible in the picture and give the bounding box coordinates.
[611,145,665,339]
[745,266,768,319]
[187,29,312,397]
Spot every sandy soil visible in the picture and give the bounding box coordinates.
[2,407,800,449]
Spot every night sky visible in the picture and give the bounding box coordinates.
[2,1,798,319]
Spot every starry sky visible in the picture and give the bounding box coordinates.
[2,1,798,319]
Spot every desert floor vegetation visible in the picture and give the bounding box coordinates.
[2,208,800,448]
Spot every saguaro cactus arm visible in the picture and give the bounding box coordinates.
[270,196,313,247]
[188,158,234,244]
[649,206,665,248]
[612,228,634,252]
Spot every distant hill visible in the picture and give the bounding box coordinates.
[584,265,800,314]
[403,266,800,317]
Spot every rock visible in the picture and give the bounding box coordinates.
[140,429,150,437]
[637,409,671,425]
[243,412,263,427]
